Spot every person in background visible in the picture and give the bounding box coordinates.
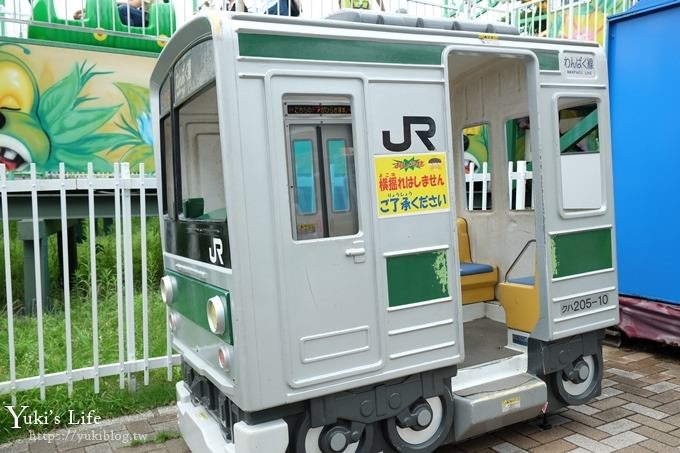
[255,0,299,16]
[226,0,249,11]
[74,0,155,27]
[339,0,385,11]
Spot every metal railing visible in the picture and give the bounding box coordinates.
[1,0,637,45]
[0,163,178,404]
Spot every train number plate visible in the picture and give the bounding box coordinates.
[559,293,611,316]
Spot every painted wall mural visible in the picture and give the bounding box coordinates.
[548,0,631,45]
[0,41,156,175]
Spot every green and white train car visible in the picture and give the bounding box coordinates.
[151,10,618,453]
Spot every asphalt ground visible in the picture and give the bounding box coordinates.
[2,339,678,453]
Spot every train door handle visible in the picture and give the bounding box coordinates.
[345,247,366,263]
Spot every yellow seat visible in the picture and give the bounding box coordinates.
[498,271,540,333]
[456,218,498,304]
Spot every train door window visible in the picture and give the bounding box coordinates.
[461,123,492,211]
[328,139,351,213]
[557,98,602,211]
[505,116,533,210]
[285,100,358,240]
[177,83,226,221]
[292,139,317,215]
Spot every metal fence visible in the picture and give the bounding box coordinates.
[0,0,637,46]
[0,163,178,405]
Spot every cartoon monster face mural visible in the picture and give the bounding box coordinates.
[0,46,50,171]
[0,43,155,174]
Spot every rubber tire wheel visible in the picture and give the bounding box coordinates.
[384,389,454,453]
[293,413,374,453]
[552,354,602,406]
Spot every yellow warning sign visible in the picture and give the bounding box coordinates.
[375,152,449,218]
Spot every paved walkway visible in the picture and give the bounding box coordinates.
[2,341,678,452]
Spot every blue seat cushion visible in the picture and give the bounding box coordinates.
[509,276,534,286]
[460,262,494,276]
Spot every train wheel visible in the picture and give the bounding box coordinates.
[294,414,373,453]
[384,390,454,453]
[552,354,601,405]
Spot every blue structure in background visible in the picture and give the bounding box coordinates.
[608,0,680,306]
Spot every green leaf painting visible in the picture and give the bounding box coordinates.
[0,44,155,174]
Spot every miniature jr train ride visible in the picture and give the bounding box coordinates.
[151,10,619,453]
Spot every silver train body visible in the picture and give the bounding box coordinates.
[150,10,618,453]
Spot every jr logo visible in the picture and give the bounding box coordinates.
[382,116,436,152]
[209,237,224,265]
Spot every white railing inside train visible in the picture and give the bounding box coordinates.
[465,160,533,211]
[507,160,533,210]
[0,162,178,404]
[465,161,490,211]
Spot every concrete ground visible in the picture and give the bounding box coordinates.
[2,340,678,453]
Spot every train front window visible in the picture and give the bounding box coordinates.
[284,99,358,241]
[177,84,226,220]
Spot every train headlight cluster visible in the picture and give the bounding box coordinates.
[168,311,180,332]
[207,296,226,335]
[218,345,231,371]
[160,275,177,305]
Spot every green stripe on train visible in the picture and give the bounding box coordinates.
[386,250,449,307]
[239,33,560,71]
[166,270,233,344]
[551,228,613,279]
[239,33,445,65]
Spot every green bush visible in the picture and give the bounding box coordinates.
[0,217,163,311]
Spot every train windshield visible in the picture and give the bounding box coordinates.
[158,39,230,267]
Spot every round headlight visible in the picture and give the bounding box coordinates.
[207,296,226,335]
[218,345,231,371]
[168,311,180,332]
[160,275,177,305]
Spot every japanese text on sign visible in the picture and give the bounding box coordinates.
[375,153,449,217]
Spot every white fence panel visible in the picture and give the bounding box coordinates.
[0,163,180,402]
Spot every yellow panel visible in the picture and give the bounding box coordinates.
[498,280,540,333]
[461,268,498,304]
[456,218,472,263]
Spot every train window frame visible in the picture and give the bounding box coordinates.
[555,96,606,216]
[461,122,493,212]
[283,96,359,241]
[159,73,178,220]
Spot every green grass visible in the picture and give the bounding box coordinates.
[130,429,181,446]
[0,370,180,443]
[0,218,178,444]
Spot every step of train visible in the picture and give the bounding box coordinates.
[451,372,547,441]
